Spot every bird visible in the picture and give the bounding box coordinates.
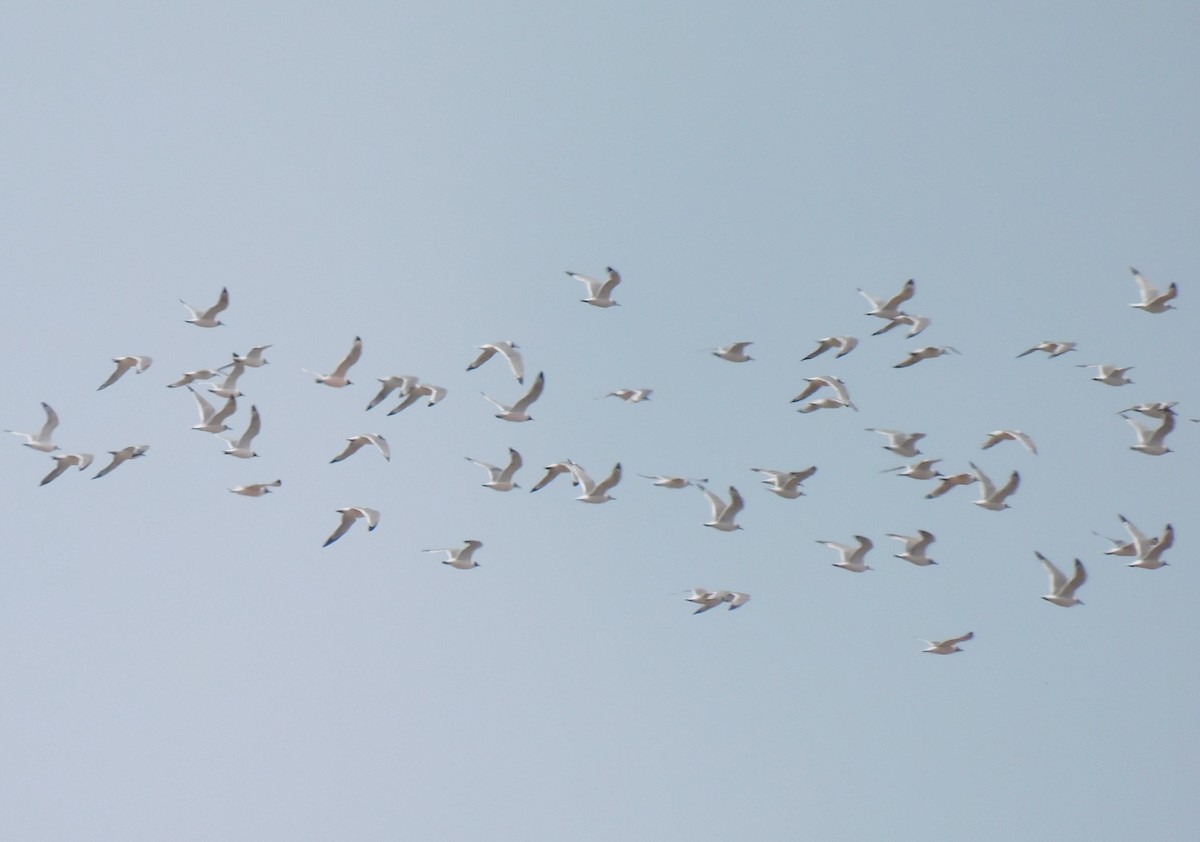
[719,591,751,610]
[7,402,60,452]
[465,448,523,491]
[1077,363,1133,386]
[387,381,447,415]
[305,336,363,387]
[1119,515,1173,569]
[1125,412,1175,455]
[925,472,977,499]
[1092,529,1142,557]
[802,336,858,360]
[221,405,262,458]
[795,397,854,414]
[365,375,418,411]
[166,369,223,388]
[685,588,724,614]
[330,433,390,464]
[96,356,153,390]
[791,375,855,409]
[894,346,960,368]
[751,467,816,499]
[323,506,380,547]
[481,371,545,422]
[229,480,282,496]
[866,428,925,457]
[818,535,874,572]
[466,341,524,383]
[1119,401,1177,419]
[39,452,94,486]
[207,362,246,398]
[188,387,238,434]
[1129,267,1178,314]
[696,484,745,531]
[568,462,622,503]
[224,344,271,369]
[968,462,1019,510]
[424,540,483,569]
[921,631,973,655]
[887,530,937,565]
[1038,553,1086,606]
[565,267,621,308]
[530,461,579,493]
[881,458,942,480]
[604,388,653,403]
[980,429,1038,455]
[858,279,915,319]
[872,312,931,338]
[92,445,149,479]
[1017,340,1077,358]
[712,341,754,362]
[637,474,707,489]
[180,287,229,327]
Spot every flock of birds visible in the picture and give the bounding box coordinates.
[5,267,1187,654]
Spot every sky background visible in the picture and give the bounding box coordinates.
[2,2,1198,839]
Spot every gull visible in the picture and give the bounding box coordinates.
[322,506,380,547]
[859,279,915,319]
[866,428,925,457]
[7,402,60,452]
[713,341,753,362]
[530,461,579,492]
[223,344,271,369]
[207,362,246,398]
[791,375,854,409]
[921,631,973,655]
[1017,340,1077,359]
[304,336,362,387]
[968,462,1019,511]
[925,472,977,499]
[221,405,261,458]
[604,388,653,403]
[229,480,282,497]
[481,371,544,422]
[719,591,751,610]
[1129,267,1178,314]
[1119,401,1177,419]
[1119,515,1174,569]
[981,429,1038,455]
[424,539,483,569]
[97,355,153,390]
[466,341,524,383]
[888,530,937,565]
[465,447,523,491]
[882,458,941,480]
[1076,363,1133,386]
[685,588,724,614]
[166,369,223,388]
[180,287,229,327]
[751,467,816,499]
[818,535,874,572]
[93,445,149,479]
[795,397,854,413]
[638,474,707,489]
[386,381,447,415]
[802,336,858,361]
[872,312,931,338]
[330,433,390,463]
[568,462,622,503]
[1092,529,1141,557]
[366,375,417,411]
[1125,412,1175,455]
[40,452,94,486]
[696,484,745,531]
[566,267,621,308]
[894,346,959,369]
[1038,553,1086,607]
[188,387,238,434]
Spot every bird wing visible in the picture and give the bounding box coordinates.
[802,338,835,360]
[968,462,996,498]
[994,471,1020,502]
[97,358,135,390]
[593,463,622,496]
[201,287,230,319]
[597,267,622,299]
[941,631,974,647]
[725,486,745,518]
[1037,552,1066,593]
[189,386,218,422]
[40,459,72,486]
[1149,412,1176,446]
[466,345,498,371]
[511,372,545,412]
[531,463,573,492]
[39,403,59,439]
[566,271,602,297]
[323,510,356,546]
[92,452,125,479]
[1130,268,1159,303]
[500,448,523,481]
[331,337,363,379]
[237,406,262,447]
[367,434,390,461]
[1061,559,1087,597]
[331,437,368,463]
[1118,514,1153,558]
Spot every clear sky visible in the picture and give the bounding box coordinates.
[2,3,1197,840]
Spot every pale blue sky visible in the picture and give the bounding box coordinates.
[2,3,1197,840]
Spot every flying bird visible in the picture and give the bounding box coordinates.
[305,336,363,387]
[1125,412,1175,455]
[1076,363,1133,386]
[637,474,707,489]
[1118,515,1173,569]
[96,356,153,390]
[188,387,238,434]
[221,405,262,458]
[980,429,1038,455]
[1129,267,1178,314]
[712,341,754,362]
[1119,401,1177,419]
[925,471,977,500]
[604,388,653,403]
[866,428,925,457]
[887,530,937,566]
[229,480,282,497]
[39,452,94,486]
[387,381,447,415]
[894,346,960,369]
[818,535,874,572]
[92,445,149,479]
[7,402,60,452]
[167,369,223,388]
[224,345,271,369]
[872,312,931,338]
[881,458,942,480]
[802,336,858,360]
[207,362,246,398]
[921,631,973,655]
[791,375,854,409]
[858,279,915,320]
[568,462,622,504]
[424,540,483,569]
[481,371,545,422]
[751,467,816,499]
[1038,553,1086,607]
[968,462,1019,511]
[330,433,390,464]
[530,461,579,493]
[323,506,380,547]
[180,287,229,327]
[465,448,523,491]
[696,484,746,531]
[365,375,418,411]
[466,341,524,383]
[565,267,622,308]
[1017,340,1077,359]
